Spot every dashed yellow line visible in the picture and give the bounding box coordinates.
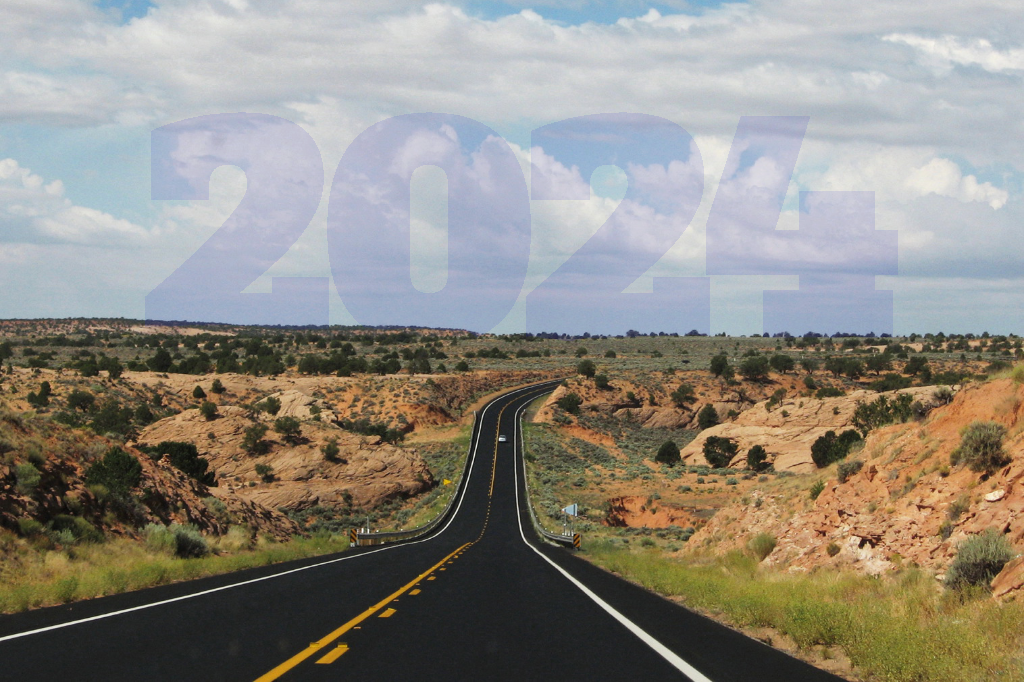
[254,542,470,681]
[315,644,349,665]
[256,390,548,681]
[489,403,509,497]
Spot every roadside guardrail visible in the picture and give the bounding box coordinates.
[352,408,480,547]
[517,401,580,550]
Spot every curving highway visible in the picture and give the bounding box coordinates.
[0,382,841,681]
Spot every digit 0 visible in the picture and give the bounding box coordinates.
[328,113,531,332]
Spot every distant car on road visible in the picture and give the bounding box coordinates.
[498,435,507,442]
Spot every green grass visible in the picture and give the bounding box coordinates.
[584,542,1024,682]
[0,532,351,614]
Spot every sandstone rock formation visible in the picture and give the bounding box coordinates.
[136,404,433,512]
[685,379,1024,590]
[679,386,945,473]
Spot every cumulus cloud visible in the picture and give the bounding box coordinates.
[0,157,151,246]
[885,33,1024,74]
[0,0,1021,330]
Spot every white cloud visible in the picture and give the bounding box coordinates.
[0,1,1021,329]
[885,33,1024,74]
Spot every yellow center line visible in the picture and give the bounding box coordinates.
[258,389,547,681]
[254,541,471,682]
[315,644,349,665]
[489,403,509,497]
[379,608,396,618]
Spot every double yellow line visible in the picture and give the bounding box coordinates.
[255,541,471,681]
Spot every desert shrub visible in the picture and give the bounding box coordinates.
[255,463,275,482]
[339,418,403,443]
[594,374,610,390]
[697,404,719,430]
[826,542,841,557]
[256,396,281,416]
[152,441,215,486]
[740,355,770,382]
[944,529,1014,590]
[14,463,41,495]
[454,360,470,372]
[852,393,914,435]
[766,388,786,411]
[746,445,769,472]
[17,518,44,537]
[321,437,343,463]
[210,379,225,394]
[555,392,583,415]
[837,459,864,484]
[950,421,1010,474]
[809,480,825,500]
[811,430,863,468]
[670,383,695,407]
[242,423,270,455]
[48,515,103,544]
[192,385,206,400]
[199,401,218,421]
[815,386,845,399]
[84,447,141,498]
[947,495,970,522]
[769,354,794,374]
[938,521,954,541]
[655,440,680,466]
[748,532,777,561]
[576,359,596,378]
[868,373,912,392]
[802,375,816,390]
[146,523,209,558]
[703,436,738,468]
[274,416,302,444]
[933,386,954,405]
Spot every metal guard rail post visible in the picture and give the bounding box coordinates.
[353,408,481,547]
[518,399,579,550]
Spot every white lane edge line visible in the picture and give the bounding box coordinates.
[0,383,548,644]
[512,401,713,682]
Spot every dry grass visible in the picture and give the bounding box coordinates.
[0,531,350,614]
[584,542,1024,682]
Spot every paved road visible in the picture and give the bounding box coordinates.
[0,382,842,681]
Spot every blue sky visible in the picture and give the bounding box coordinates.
[0,1,1021,334]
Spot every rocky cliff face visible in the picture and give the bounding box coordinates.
[679,386,947,473]
[686,379,1024,594]
[0,410,300,542]
[136,402,433,512]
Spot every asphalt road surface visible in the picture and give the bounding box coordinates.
[0,381,842,681]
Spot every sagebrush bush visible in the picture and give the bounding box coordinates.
[748,533,777,561]
[945,528,1015,590]
[951,421,1010,474]
[171,524,209,558]
[837,459,864,484]
[145,523,209,558]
